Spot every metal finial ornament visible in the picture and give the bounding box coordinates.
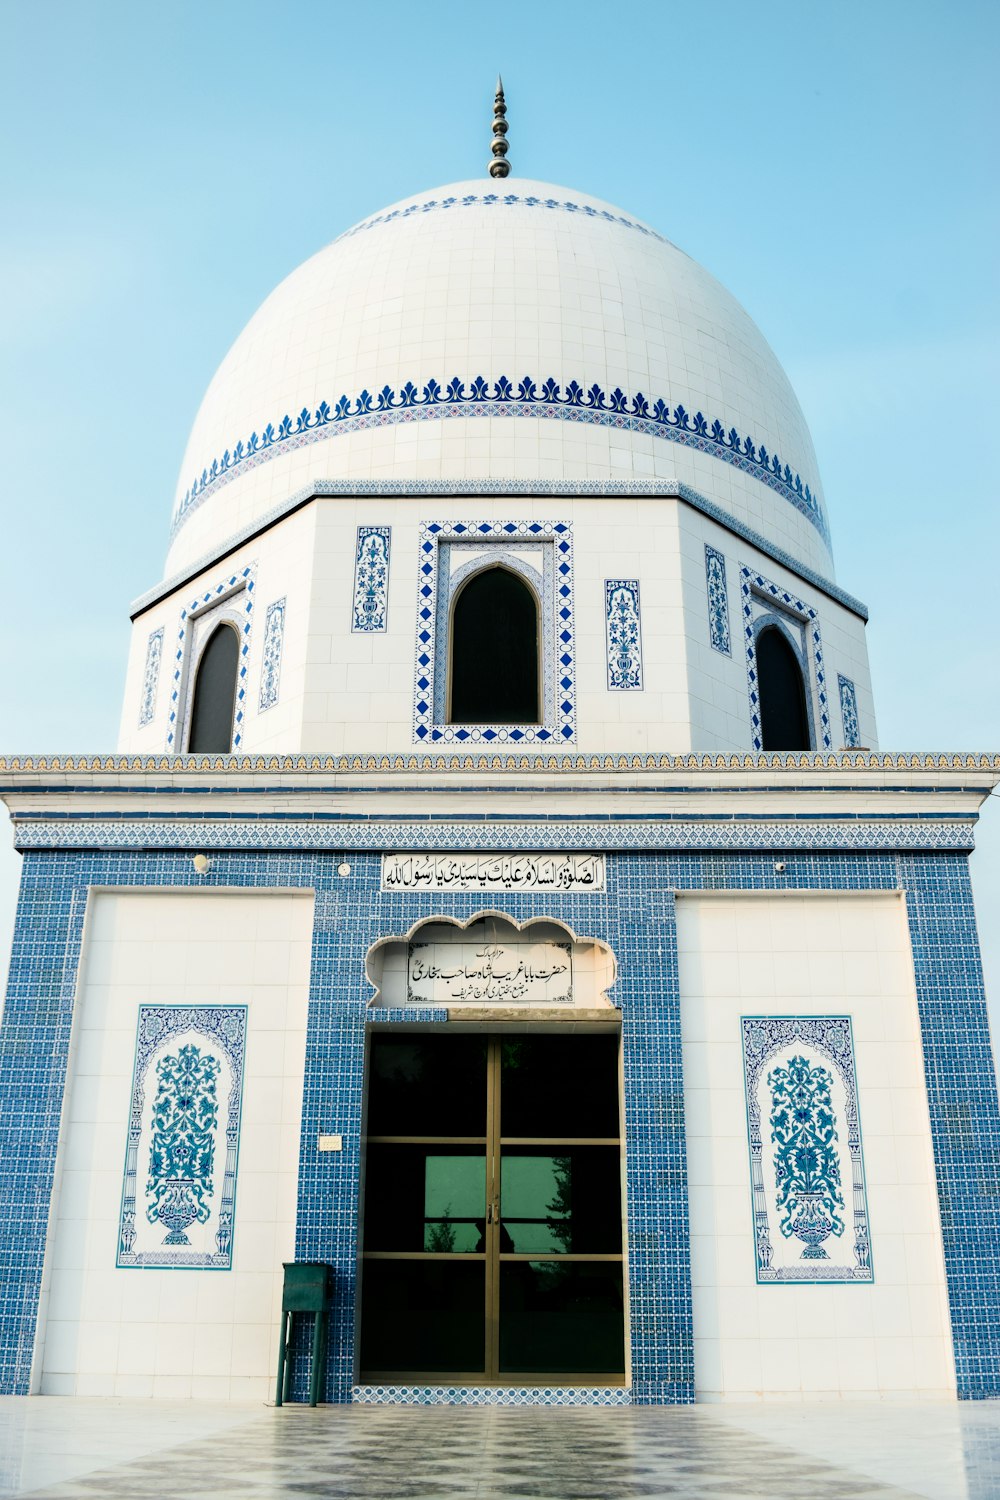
[489,75,510,179]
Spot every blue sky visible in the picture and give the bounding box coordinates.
[1,0,998,1006]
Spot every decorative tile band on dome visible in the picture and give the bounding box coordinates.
[171,376,829,546]
[334,191,670,246]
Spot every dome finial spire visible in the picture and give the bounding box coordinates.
[489,75,510,179]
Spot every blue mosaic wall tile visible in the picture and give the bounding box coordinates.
[0,842,998,1404]
[899,853,1000,1401]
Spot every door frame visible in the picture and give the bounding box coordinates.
[358,1021,628,1386]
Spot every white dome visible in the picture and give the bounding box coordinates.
[166,179,832,577]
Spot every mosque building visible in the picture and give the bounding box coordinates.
[1,84,999,1406]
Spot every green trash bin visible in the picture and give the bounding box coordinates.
[275,1262,333,1406]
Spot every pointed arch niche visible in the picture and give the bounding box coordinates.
[449,565,540,724]
[367,914,617,1014]
[187,623,240,752]
[755,621,811,752]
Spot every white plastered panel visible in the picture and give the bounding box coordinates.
[677,891,954,1401]
[36,889,313,1400]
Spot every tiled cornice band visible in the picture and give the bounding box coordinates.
[139,480,864,622]
[9,818,976,852]
[171,375,828,544]
[1,751,997,775]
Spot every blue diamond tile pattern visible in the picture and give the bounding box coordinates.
[414,519,575,745]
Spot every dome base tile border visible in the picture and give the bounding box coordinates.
[172,377,828,545]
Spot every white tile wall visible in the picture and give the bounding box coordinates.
[677,891,954,1401]
[122,493,872,757]
[35,890,314,1399]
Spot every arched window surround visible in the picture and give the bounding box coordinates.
[169,566,256,753]
[445,556,543,726]
[416,522,574,745]
[739,565,832,753]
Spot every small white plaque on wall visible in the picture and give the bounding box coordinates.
[407,941,573,1006]
[381,853,605,893]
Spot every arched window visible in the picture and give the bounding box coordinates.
[757,624,811,751]
[187,623,240,752]
[449,566,540,724]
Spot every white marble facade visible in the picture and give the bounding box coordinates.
[118,495,875,757]
[165,183,832,582]
[677,892,954,1400]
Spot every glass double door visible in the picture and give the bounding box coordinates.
[359,1032,625,1383]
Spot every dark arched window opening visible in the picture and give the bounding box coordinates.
[757,624,811,751]
[449,567,540,724]
[187,623,240,752]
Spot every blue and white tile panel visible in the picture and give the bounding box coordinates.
[172,377,827,547]
[353,1385,631,1406]
[352,526,391,633]
[2,847,1000,1400]
[839,674,862,749]
[167,565,256,751]
[605,580,643,690]
[138,629,163,727]
[258,599,286,712]
[741,1015,872,1284]
[413,519,574,745]
[705,546,731,655]
[741,568,831,751]
[118,1005,246,1270]
[11,818,977,854]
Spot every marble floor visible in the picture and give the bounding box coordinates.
[2,1397,1000,1499]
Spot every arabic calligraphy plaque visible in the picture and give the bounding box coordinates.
[406,942,574,1007]
[381,853,605,893]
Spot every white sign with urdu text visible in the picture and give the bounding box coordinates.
[406,941,573,1006]
[381,853,605,892]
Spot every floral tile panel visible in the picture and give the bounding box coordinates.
[117,1005,247,1270]
[741,1015,873,1284]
